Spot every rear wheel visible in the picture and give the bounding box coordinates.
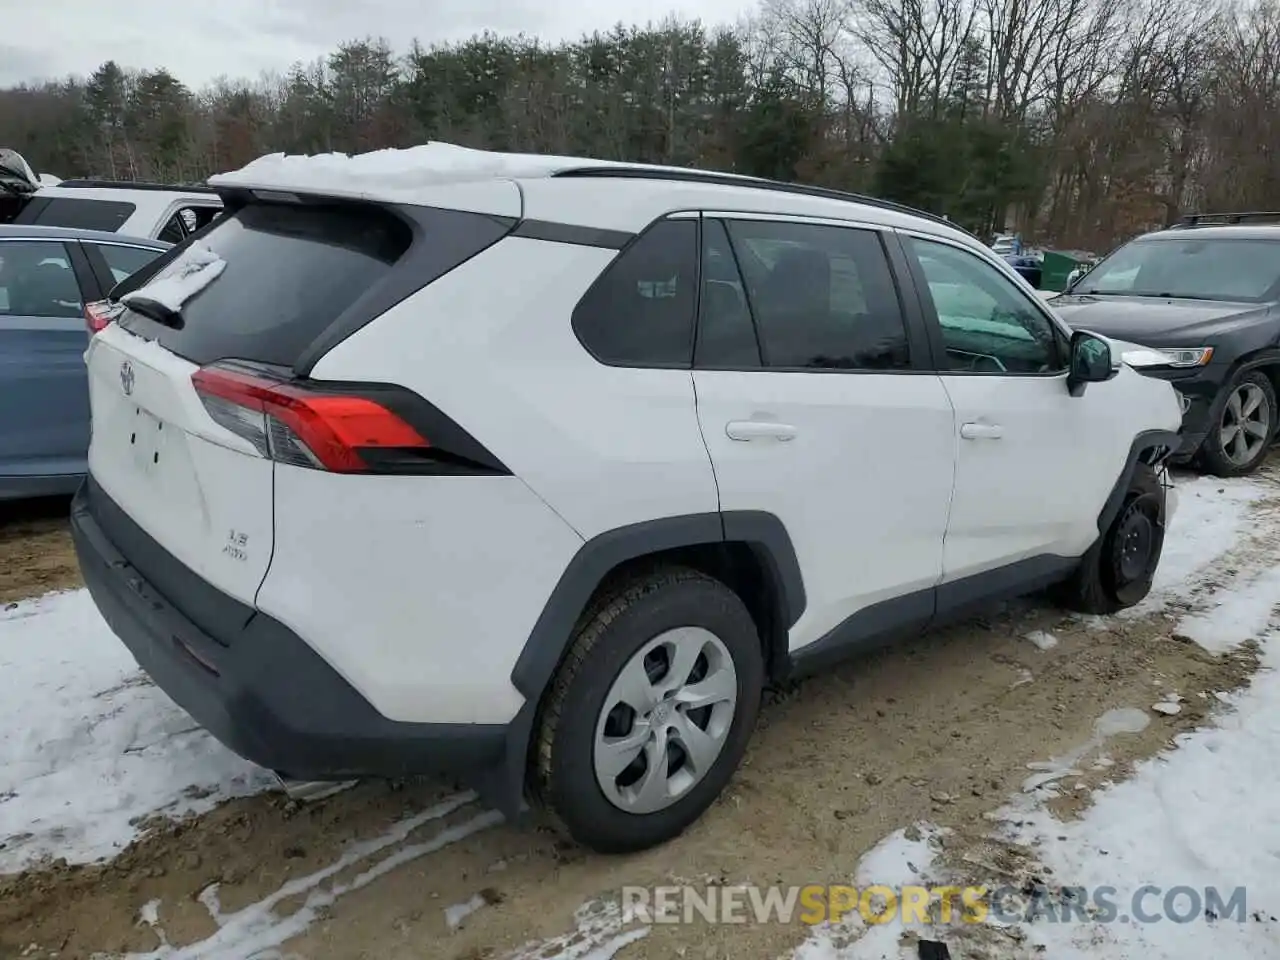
[532,567,763,853]
[1199,370,1276,477]
[1055,463,1166,615]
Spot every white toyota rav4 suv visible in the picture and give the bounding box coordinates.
[72,145,1182,854]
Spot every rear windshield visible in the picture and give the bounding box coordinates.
[117,199,514,368]
[13,196,136,231]
[120,201,413,367]
[1076,237,1280,302]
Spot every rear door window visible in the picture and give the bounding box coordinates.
[117,200,508,368]
[0,241,83,318]
[13,197,136,232]
[89,243,164,285]
[722,219,911,370]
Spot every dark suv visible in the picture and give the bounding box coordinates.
[1052,212,1280,476]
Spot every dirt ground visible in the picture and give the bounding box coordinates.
[0,497,80,605]
[0,476,1277,960]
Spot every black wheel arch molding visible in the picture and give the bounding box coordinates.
[486,510,804,821]
[1096,429,1181,535]
[509,509,805,701]
[1217,346,1280,399]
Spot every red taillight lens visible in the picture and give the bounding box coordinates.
[191,365,430,473]
[85,300,120,334]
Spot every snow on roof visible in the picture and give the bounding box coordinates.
[208,142,642,195]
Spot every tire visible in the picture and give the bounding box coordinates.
[532,567,764,854]
[1055,462,1167,615]
[1198,370,1276,477]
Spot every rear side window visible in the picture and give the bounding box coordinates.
[14,197,136,232]
[573,220,698,367]
[724,219,910,370]
[118,201,495,368]
[92,243,163,284]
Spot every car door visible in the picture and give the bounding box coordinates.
[692,213,958,657]
[895,230,1126,603]
[0,238,100,484]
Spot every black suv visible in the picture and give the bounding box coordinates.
[1052,212,1280,476]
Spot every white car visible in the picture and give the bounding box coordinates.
[2,148,222,243]
[70,145,1183,854]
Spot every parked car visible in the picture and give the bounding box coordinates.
[1052,212,1280,476]
[992,232,1021,256]
[1005,252,1043,288]
[71,147,1182,855]
[0,225,169,500]
[1,147,223,243]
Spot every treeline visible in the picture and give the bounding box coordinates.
[1,0,1278,250]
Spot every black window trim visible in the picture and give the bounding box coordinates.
[691,210,934,376]
[893,227,1073,378]
[569,213,702,371]
[696,216,765,368]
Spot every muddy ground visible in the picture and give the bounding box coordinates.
[0,497,79,606]
[0,475,1276,960]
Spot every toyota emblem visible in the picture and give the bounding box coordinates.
[120,360,135,396]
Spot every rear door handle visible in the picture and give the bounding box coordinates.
[726,420,798,442]
[960,422,1004,440]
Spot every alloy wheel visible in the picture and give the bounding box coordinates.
[593,627,738,815]
[1219,382,1271,466]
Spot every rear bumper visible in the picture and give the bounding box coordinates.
[70,476,507,783]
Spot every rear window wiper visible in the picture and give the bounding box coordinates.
[124,296,184,329]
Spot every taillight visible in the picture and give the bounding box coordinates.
[191,364,430,473]
[85,300,122,334]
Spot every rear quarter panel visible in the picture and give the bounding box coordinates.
[308,235,722,540]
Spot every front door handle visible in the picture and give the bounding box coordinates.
[960,422,1004,440]
[726,420,798,442]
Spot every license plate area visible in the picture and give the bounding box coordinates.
[128,405,169,477]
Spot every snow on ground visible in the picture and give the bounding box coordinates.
[1125,474,1267,616]
[788,472,1280,960]
[994,558,1280,959]
[1022,629,1059,651]
[0,591,274,873]
[791,825,947,960]
[1175,565,1280,654]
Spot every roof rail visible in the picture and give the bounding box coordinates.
[551,166,971,236]
[55,178,218,195]
[1174,211,1280,227]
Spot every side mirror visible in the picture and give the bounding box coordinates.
[1067,330,1115,396]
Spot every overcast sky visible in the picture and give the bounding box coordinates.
[2,0,758,89]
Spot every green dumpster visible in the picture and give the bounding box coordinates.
[1040,250,1094,292]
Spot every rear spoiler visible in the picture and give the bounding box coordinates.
[0,148,42,196]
